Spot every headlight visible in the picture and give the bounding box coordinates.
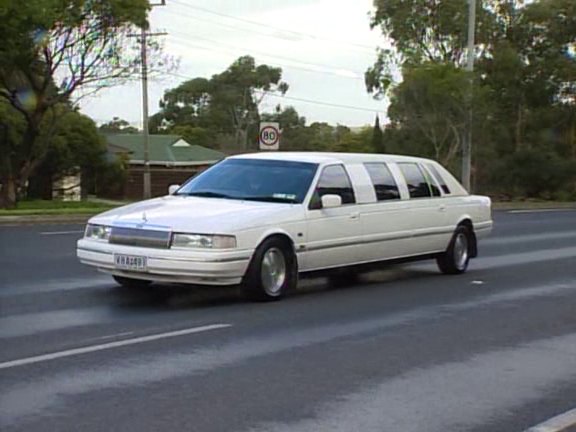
[85,224,111,241]
[171,233,237,249]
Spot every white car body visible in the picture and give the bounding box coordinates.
[77,152,492,288]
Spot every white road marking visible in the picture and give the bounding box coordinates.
[40,230,84,236]
[524,408,576,432]
[0,323,231,370]
[508,208,575,214]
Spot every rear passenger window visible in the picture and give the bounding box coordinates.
[422,168,441,197]
[311,165,356,208]
[426,164,451,195]
[364,163,400,201]
[398,163,432,199]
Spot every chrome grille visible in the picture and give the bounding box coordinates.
[109,227,171,249]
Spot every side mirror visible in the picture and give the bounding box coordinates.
[168,184,180,195]
[321,194,342,209]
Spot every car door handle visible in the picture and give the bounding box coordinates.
[349,212,360,220]
[439,205,447,212]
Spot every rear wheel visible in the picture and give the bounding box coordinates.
[113,275,152,289]
[241,237,297,302]
[437,226,471,275]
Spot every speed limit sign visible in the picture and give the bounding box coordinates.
[259,122,280,151]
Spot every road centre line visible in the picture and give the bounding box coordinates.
[0,323,232,371]
[40,230,84,235]
[524,408,576,432]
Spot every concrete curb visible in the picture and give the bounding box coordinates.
[0,214,92,226]
[524,408,576,432]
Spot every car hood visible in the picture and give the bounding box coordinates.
[89,196,304,233]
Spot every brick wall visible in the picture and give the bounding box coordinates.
[125,165,211,200]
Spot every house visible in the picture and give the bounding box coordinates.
[105,134,225,199]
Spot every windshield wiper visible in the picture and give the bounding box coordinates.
[180,191,234,199]
[242,196,299,204]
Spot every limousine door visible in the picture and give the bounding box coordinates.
[394,162,451,254]
[302,165,362,271]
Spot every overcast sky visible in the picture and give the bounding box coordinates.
[79,0,388,128]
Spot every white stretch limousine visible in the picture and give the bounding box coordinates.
[77,153,493,301]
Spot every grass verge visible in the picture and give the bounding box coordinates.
[492,201,576,210]
[0,200,118,216]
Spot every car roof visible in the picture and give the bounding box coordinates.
[229,152,435,165]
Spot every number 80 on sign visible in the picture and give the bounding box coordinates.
[259,122,280,150]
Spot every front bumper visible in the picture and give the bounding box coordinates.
[77,239,253,286]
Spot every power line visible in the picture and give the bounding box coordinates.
[170,0,376,53]
[169,35,365,81]
[162,7,375,55]
[169,31,364,78]
[164,71,383,114]
[258,92,384,113]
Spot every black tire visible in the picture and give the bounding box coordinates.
[113,275,153,289]
[437,225,472,275]
[241,237,297,302]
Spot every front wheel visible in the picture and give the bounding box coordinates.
[113,275,152,289]
[437,226,471,275]
[241,238,297,302]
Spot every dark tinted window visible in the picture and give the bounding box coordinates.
[398,163,432,199]
[422,167,441,197]
[426,164,451,194]
[364,163,400,201]
[176,159,318,203]
[311,165,355,208]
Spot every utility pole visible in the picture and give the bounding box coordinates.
[131,0,167,199]
[140,27,151,199]
[462,0,477,192]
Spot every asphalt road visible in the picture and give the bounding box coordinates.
[1,210,575,432]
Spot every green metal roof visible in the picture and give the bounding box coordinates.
[105,134,225,165]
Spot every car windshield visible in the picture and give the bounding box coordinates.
[176,159,318,204]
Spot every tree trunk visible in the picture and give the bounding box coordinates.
[515,103,524,151]
[0,176,17,209]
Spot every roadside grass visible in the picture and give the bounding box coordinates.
[0,199,120,216]
[492,200,576,210]
[0,198,574,217]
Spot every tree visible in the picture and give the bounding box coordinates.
[152,56,288,150]
[29,109,107,199]
[99,117,139,134]
[334,127,375,153]
[367,0,576,198]
[0,0,152,208]
[372,115,385,153]
[389,63,493,167]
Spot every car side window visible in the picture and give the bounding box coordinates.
[426,164,451,195]
[364,163,401,201]
[310,165,356,209]
[421,166,442,197]
[398,163,432,199]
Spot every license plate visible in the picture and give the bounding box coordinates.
[114,254,148,272]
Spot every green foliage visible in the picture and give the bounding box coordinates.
[368,0,576,199]
[371,115,385,153]
[94,155,128,199]
[99,117,139,134]
[170,125,216,149]
[491,149,576,200]
[334,127,375,153]
[0,0,152,208]
[152,56,288,150]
